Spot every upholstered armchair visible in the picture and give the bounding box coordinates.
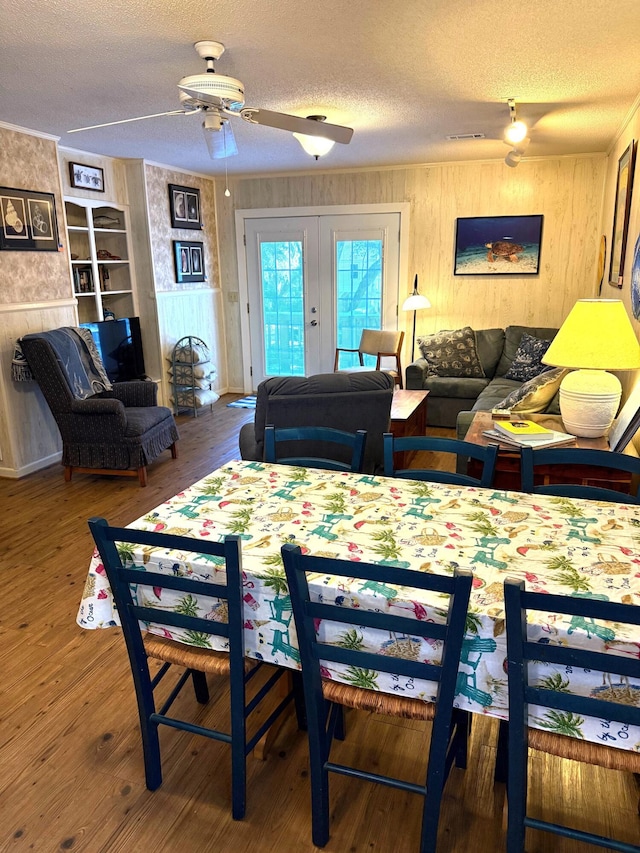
[238,371,395,474]
[20,330,179,486]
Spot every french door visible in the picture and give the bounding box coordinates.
[242,212,401,388]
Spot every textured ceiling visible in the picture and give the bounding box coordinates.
[1,0,639,176]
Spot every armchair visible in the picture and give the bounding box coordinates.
[238,371,394,474]
[334,329,404,388]
[20,329,179,486]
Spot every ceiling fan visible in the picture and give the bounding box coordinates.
[68,40,354,159]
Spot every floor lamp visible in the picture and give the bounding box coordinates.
[402,275,431,361]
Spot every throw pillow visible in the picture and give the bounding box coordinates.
[173,339,210,365]
[417,327,485,378]
[495,367,569,413]
[504,333,553,381]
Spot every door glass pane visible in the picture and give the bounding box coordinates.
[335,239,383,368]
[260,240,305,375]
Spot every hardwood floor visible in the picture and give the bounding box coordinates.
[0,396,638,852]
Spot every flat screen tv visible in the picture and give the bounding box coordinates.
[81,317,146,383]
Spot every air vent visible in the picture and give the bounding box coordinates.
[445,133,485,141]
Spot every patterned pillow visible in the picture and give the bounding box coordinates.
[417,327,485,378]
[504,333,553,381]
[173,339,210,364]
[495,367,568,413]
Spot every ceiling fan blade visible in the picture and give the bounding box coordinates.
[67,108,200,134]
[178,85,223,108]
[236,107,353,144]
[203,119,238,159]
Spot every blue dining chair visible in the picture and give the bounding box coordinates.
[520,445,640,503]
[383,432,500,487]
[281,543,473,852]
[504,577,640,852]
[88,517,299,821]
[264,424,367,472]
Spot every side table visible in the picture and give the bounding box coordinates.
[389,390,429,468]
[464,411,631,493]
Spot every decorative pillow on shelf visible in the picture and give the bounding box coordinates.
[504,333,553,381]
[172,388,220,408]
[417,326,485,378]
[495,367,569,413]
[169,364,217,387]
[173,339,210,365]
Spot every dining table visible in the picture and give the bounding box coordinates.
[77,459,640,753]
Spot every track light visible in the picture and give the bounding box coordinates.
[293,115,336,159]
[504,99,528,145]
[505,137,530,168]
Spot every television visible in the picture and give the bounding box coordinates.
[81,317,146,383]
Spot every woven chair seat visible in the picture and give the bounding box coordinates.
[322,678,436,721]
[143,633,255,675]
[529,727,640,773]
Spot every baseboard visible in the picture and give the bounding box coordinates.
[0,451,62,479]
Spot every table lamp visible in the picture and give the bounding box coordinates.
[542,299,640,437]
[402,274,431,362]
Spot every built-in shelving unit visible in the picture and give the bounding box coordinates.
[65,198,136,323]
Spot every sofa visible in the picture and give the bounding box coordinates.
[405,325,561,437]
[239,371,395,474]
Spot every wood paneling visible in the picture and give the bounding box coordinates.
[216,155,607,391]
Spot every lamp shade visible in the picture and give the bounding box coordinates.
[402,293,431,311]
[543,299,640,370]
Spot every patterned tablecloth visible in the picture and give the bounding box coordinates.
[78,460,640,753]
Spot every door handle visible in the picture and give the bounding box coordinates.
[310,320,318,327]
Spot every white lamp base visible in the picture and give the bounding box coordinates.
[559,369,621,438]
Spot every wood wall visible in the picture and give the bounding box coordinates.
[215,155,607,391]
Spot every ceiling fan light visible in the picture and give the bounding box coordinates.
[202,118,238,159]
[292,132,335,159]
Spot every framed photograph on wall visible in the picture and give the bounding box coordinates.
[173,240,205,283]
[608,140,636,288]
[169,184,202,229]
[454,214,543,275]
[69,162,105,192]
[0,186,59,251]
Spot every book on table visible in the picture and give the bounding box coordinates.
[494,419,554,439]
[483,428,577,449]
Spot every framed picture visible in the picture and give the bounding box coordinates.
[454,215,543,275]
[608,140,636,288]
[0,187,59,251]
[169,184,201,229]
[69,162,105,192]
[609,381,640,452]
[173,240,206,283]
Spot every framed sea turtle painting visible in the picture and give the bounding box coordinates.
[608,140,636,288]
[454,214,543,275]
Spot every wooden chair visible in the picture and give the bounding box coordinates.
[520,445,640,503]
[264,425,367,472]
[281,543,472,851]
[504,577,640,852]
[334,328,404,388]
[383,432,499,487]
[88,518,299,820]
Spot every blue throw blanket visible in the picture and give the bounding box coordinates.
[17,327,112,399]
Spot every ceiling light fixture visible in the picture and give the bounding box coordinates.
[293,115,336,159]
[504,98,528,145]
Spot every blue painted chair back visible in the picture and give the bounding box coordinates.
[383,432,499,487]
[88,517,295,820]
[520,445,640,503]
[504,577,640,852]
[282,543,472,851]
[264,424,367,472]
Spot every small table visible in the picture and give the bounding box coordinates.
[389,390,429,467]
[465,411,631,492]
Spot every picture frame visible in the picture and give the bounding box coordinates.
[0,186,59,251]
[608,381,640,452]
[608,140,637,288]
[69,162,105,192]
[453,214,543,275]
[168,184,202,229]
[173,240,206,283]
